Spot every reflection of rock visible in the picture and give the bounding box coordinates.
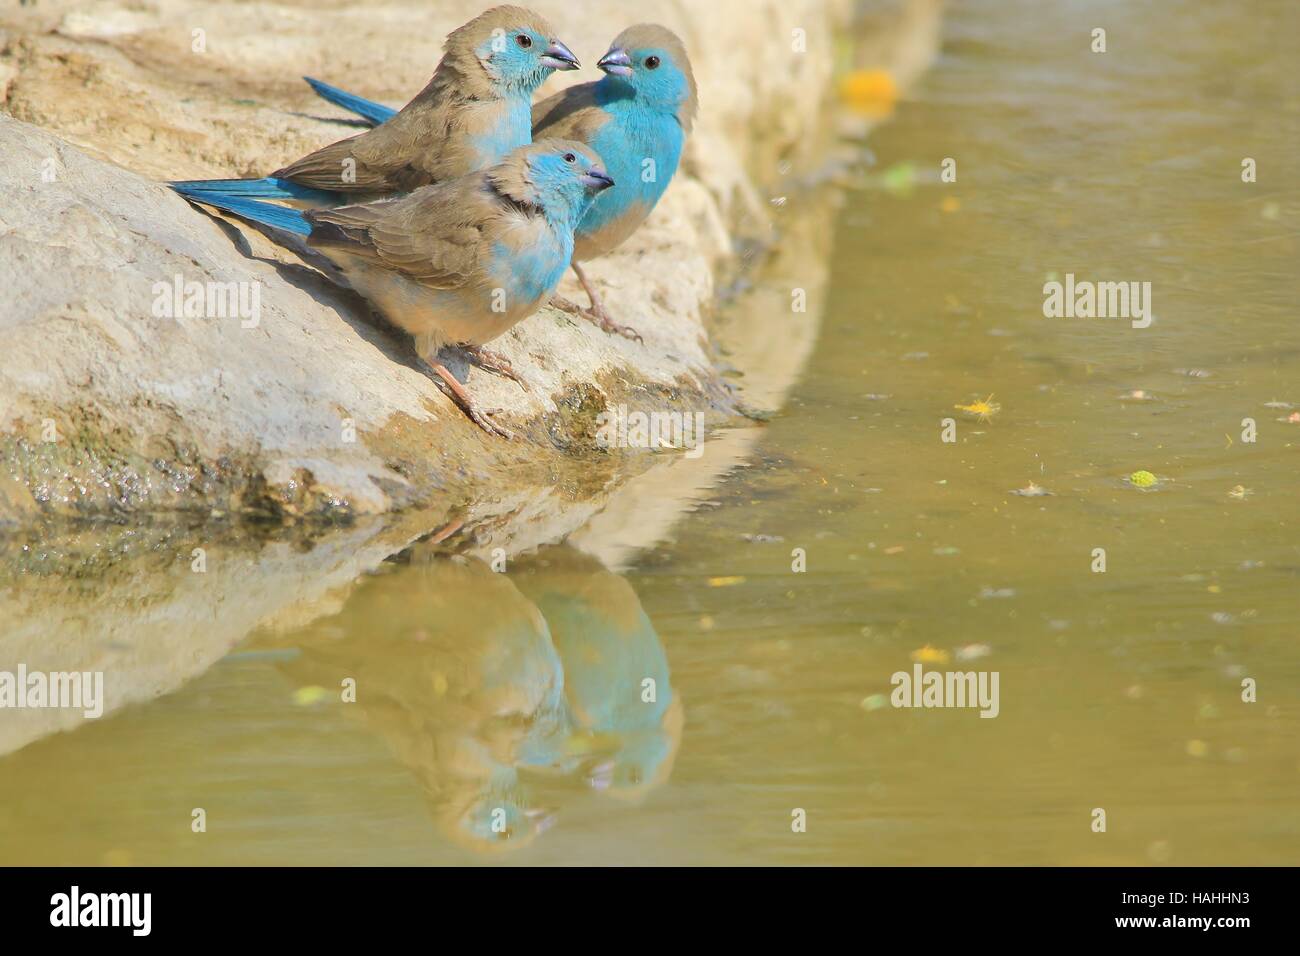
[512,546,682,802]
[262,548,568,853]
[0,519,400,757]
[0,0,856,522]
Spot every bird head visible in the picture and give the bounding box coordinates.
[440,783,556,854]
[596,24,698,130]
[449,5,579,95]
[492,139,614,224]
[585,695,685,803]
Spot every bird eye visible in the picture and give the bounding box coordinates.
[515,34,533,48]
[645,55,661,69]
[563,153,576,164]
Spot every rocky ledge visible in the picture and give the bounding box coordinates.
[0,0,868,523]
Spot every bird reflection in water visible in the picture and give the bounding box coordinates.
[270,538,680,854]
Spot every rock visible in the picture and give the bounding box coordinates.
[0,0,855,522]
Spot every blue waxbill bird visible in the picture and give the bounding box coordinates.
[304,23,699,342]
[171,6,579,204]
[171,140,614,438]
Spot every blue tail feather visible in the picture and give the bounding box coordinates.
[170,184,312,237]
[304,76,397,127]
[167,176,337,203]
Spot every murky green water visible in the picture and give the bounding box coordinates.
[2,0,1297,865]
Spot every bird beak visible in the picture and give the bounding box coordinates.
[597,47,633,77]
[587,760,615,790]
[541,40,580,71]
[581,168,615,192]
[524,806,558,833]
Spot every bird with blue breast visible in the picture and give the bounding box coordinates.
[305,23,699,343]
[171,6,580,206]
[172,139,614,438]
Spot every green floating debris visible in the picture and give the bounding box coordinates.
[292,685,329,707]
[1128,470,1158,489]
[879,161,917,197]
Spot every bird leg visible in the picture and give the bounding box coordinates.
[424,515,465,546]
[550,295,589,315]
[457,345,526,389]
[556,263,644,344]
[422,359,514,440]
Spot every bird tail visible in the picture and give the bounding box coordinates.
[170,184,312,237]
[167,176,338,204]
[303,76,397,127]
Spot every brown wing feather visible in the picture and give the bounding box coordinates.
[531,83,611,143]
[307,178,498,290]
[273,138,413,193]
[275,67,484,193]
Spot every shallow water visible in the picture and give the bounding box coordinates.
[1,0,1297,865]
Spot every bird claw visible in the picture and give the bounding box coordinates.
[583,306,643,344]
[549,295,587,317]
[423,357,515,440]
[468,406,514,441]
[548,296,643,344]
[459,346,526,389]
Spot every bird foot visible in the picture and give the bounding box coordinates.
[423,359,515,440]
[465,405,515,441]
[549,296,643,344]
[425,516,465,545]
[550,295,588,317]
[458,345,526,389]
[585,306,644,344]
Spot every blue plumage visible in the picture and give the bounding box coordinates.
[169,184,312,236]
[490,233,573,308]
[303,76,397,126]
[168,176,338,204]
[302,24,698,341]
[580,103,684,238]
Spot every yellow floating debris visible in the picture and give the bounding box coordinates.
[910,645,951,665]
[838,69,898,118]
[292,685,329,706]
[955,394,1000,421]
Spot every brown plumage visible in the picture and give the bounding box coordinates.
[304,139,599,304]
[296,139,612,438]
[274,6,572,194]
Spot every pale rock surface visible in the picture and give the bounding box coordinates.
[0,0,851,521]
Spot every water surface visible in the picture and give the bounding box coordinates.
[1,0,1297,865]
